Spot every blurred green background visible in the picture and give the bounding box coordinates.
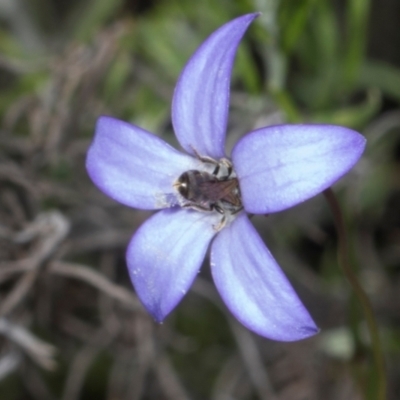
[1,0,400,399]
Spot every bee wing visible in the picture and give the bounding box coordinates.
[199,179,240,204]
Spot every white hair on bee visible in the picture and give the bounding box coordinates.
[154,192,180,209]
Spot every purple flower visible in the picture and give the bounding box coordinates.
[86,13,366,341]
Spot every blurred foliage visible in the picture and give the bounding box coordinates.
[1,0,400,399]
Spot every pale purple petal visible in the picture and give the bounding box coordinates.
[232,124,366,214]
[126,208,220,322]
[172,13,259,160]
[211,213,318,341]
[86,116,198,210]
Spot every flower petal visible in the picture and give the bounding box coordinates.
[172,13,259,160]
[126,208,220,322]
[211,213,318,341]
[232,124,366,214]
[86,116,198,209]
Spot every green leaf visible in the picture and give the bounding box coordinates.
[359,61,400,103]
[311,88,381,128]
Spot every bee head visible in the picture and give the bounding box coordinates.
[175,171,190,198]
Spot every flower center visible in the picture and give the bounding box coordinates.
[173,157,243,229]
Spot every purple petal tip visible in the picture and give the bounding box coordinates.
[233,124,367,214]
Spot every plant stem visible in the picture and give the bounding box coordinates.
[323,188,386,400]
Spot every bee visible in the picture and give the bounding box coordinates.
[174,157,243,230]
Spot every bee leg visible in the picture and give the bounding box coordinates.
[220,158,233,177]
[213,214,226,231]
[211,204,226,231]
[190,146,219,165]
[190,146,234,179]
[213,204,224,214]
[212,164,220,176]
[216,158,233,180]
[231,206,244,215]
